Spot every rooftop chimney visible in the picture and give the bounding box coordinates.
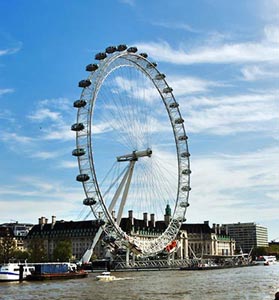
[150,213,155,227]
[128,210,134,226]
[143,212,148,227]
[51,216,56,228]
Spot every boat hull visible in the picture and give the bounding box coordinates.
[0,273,20,281]
[180,263,256,271]
[96,275,116,281]
[26,271,88,281]
[96,271,116,281]
[0,263,34,281]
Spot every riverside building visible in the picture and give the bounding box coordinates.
[0,222,33,251]
[221,222,268,253]
[25,210,235,259]
[179,221,235,258]
[25,210,236,261]
[25,216,103,261]
[119,207,235,259]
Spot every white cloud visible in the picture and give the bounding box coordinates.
[31,151,59,160]
[151,21,200,33]
[0,47,21,56]
[27,98,76,142]
[240,65,279,81]
[43,124,75,141]
[188,146,279,224]
[119,0,135,6]
[136,28,279,65]
[0,192,83,224]
[0,132,34,144]
[169,76,227,95]
[264,25,279,44]
[0,109,15,122]
[0,88,14,96]
[261,0,279,22]
[28,108,61,122]
[0,176,85,222]
[181,90,279,135]
[57,160,78,169]
[28,98,72,122]
[113,76,158,103]
[37,98,72,112]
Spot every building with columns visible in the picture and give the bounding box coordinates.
[25,207,235,261]
[178,221,235,259]
[119,207,235,258]
[25,216,103,261]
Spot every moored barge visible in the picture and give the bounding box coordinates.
[26,263,88,281]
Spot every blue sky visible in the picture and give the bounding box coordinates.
[0,0,278,240]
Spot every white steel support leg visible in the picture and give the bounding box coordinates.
[132,253,135,266]
[116,160,135,224]
[108,166,131,213]
[126,247,130,267]
[167,253,170,265]
[80,226,103,264]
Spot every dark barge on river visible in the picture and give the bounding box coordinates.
[25,263,88,281]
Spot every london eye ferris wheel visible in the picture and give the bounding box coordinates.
[71,44,191,257]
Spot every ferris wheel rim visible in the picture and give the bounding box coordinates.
[72,45,191,256]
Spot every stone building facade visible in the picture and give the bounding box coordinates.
[120,209,235,258]
[25,210,235,262]
[221,222,268,253]
[172,221,235,259]
[0,222,33,252]
[25,216,103,261]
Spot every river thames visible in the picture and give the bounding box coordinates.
[0,264,278,300]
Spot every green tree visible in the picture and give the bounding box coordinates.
[13,249,30,261]
[252,246,269,257]
[28,239,48,262]
[268,244,279,258]
[52,240,72,262]
[0,230,16,263]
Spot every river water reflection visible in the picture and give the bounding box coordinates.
[0,264,278,300]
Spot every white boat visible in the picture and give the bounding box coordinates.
[0,262,34,281]
[255,255,277,266]
[96,271,116,282]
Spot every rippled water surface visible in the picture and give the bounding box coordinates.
[0,264,278,300]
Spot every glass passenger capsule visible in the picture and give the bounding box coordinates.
[86,64,98,72]
[73,99,87,108]
[178,135,188,141]
[181,151,190,158]
[117,44,127,51]
[139,53,148,58]
[127,46,138,53]
[83,197,97,206]
[95,52,107,60]
[103,235,116,243]
[174,118,184,124]
[155,73,166,80]
[146,62,157,68]
[72,148,86,157]
[106,46,117,54]
[169,102,179,108]
[71,123,85,131]
[76,174,90,182]
[180,201,190,208]
[163,87,173,93]
[182,169,191,175]
[78,79,91,88]
[181,185,191,192]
